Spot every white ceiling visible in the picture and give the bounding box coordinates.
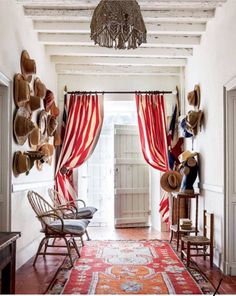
[16,0,227,76]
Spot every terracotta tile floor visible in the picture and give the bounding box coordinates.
[16,226,236,294]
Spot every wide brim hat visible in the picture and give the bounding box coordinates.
[20,50,36,83]
[54,131,61,146]
[14,74,30,107]
[178,150,198,163]
[36,144,54,170]
[29,95,41,112]
[187,84,201,109]
[29,126,41,148]
[179,116,193,138]
[50,102,60,117]
[34,77,46,99]
[44,89,55,112]
[38,110,48,143]
[47,115,58,136]
[13,107,35,145]
[160,171,182,193]
[185,110,203,136]
[13,151,31,176]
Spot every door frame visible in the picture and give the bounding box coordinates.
[0,71,12,231]
[224,75,236,275]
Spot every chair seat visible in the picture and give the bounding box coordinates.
[182,235,210,245]
[76,207,97,219]
[49,219,90,235]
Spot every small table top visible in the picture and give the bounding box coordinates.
[172,192,200,198]
[0,232,21,251]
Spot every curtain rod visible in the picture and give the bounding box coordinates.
[66,90,174,95]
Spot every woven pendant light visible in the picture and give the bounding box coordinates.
[90,0,147,50]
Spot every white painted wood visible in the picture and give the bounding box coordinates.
[51,56,187,67]
[12,180,54,192]
[34,21,207,35]
[24,7,215,22]
[114,125,150,228]
[46,45,193,57]
[201,183,224,193]
[38,33,200,47]
[225,89,236,275]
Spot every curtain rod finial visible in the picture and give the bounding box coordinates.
[64,85,68,92]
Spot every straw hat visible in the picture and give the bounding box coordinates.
[47,115,58,136]
[20,50,36,82]
[178,150,198,163]
[14,74,30,107]
[54,131,61,146]
[29,126,41,148]
[36,144,54,170]
[29,95,41,112]
[187,85,201,109]
[160,171,182,193]
[13,151,31,176]
[34,78,46,99]
[38,110,48,143]
[14,107,35,145]
[50,102,60,117]
[25,150,45,170]
[185,110,203,136]
[44,89,55,112]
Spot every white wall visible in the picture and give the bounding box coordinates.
[0,0,57,268]
[58,74,180,231]
[185,0,236,269]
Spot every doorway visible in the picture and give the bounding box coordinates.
[76,101,150,227]
[0,72,11,231]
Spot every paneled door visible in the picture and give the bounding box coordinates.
[114,125,150,228]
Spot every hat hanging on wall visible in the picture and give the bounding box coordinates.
[50,102,60,117]
[34,78,46,99]
[187,85,201,109]
[38,110,48,144]
[20,50,36,83]
[14,74,30,107]
[13,151,31,176]
[185,110,203,136]
[36,143,54,170]
[29,126,41,149]
[44,89,55,112]
[160,171,182,193]
[13,107,35,145]
[178,150,198,163]
[179,115,193,138]
[53,130,61,146]
[47,115,58,137]
[28,95,41,112]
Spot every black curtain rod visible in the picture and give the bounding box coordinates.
[66,91,173,95]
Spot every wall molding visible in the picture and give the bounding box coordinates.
[201,183,224,194]
[12,180,54,192]
[225,75,236,91]
[0,71,10,87]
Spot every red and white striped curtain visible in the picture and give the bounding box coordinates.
[55,93,104,202]
[136,93,169,172]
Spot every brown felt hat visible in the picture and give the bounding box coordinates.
[50,102,60,117]
[14,107,35,145]
[160,171,182,193]
[44,89,55,112]
[29,126,41,148]
[20,50,36,82]
[187,85,201,110]
[13,151,31,176]
[36,144,54,170]
[14,74,30,107]
[38,110,48,143]
[29,95,41,112]
[34,78,46,99]
[53,131,61,146]
[185,110,203,136]
[47,115,58,137]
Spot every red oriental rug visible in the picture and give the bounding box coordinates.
[61,240,203,294]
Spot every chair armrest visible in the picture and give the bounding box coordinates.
[74,199,86,207]
[39,212,65,233]
[57,204,77,219]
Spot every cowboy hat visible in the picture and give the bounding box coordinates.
[36,144,54,170]
[160,171,182,193]
[14,107,35,145]
[14,74,30,107]
[178,150,198,163]
[20,50,36,82]
[185,110,203,136]
[50,102,60,117]
[38,110,48,143]
[34,78,46,99]
[187,85,201,109]
[47,115,58,137]
[44,89,55,112]
[29,126,41,148]
[13,151,31,176]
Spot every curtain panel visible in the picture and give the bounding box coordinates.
[55,93,104,202]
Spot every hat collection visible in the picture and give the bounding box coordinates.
[13,50,61,177]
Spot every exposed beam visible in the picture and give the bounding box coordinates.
[39,33,200,47]
[55,64,181,76]
[17,0,227,10]
[34,21,207,35]
[51,56,187,67]
[24,8,215,22]
[46,45,193,58]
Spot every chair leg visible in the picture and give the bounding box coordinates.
[43,238,49,258]
[177,232,180,251]
[203,246,207,261]
[181,240,184,260]
[169,230,174,243]
[80,236,84,246]
[210,245,214,268]
[63,238,73,267]
[33,237,47,266]
[72,238,80,257]
[85,229,90,241]
[187,242,191,267]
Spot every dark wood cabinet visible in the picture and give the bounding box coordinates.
[0,232,20,294]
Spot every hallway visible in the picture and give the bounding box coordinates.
[16,227,236,294]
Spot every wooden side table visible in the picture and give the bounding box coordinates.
[169,193,199,251]
[0,232,21,294]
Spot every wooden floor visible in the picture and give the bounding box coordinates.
[16,226,236,294]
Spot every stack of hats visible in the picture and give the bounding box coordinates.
[180,218,192,230]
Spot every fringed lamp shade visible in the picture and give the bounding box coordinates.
[90,0,147,50]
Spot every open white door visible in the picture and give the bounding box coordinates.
[114,124,150,228]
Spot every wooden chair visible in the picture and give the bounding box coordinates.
[48,188,98,240]
[181,210,214,267]
[27,190,90,267]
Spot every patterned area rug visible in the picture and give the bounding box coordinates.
[47,240,214,294]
